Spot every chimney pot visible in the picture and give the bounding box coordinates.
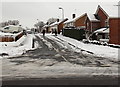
[72,14,76,19]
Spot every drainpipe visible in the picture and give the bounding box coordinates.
[91,22,92,32]
[87,22,93,40]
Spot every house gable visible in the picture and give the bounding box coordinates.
[58,18,68,33]
[95,5,108,28]
[85,13,100,32]
[74,13,87,27]
[95,5,109,18]
[85,17,92,32]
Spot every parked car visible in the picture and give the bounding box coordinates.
[0,25,24,33]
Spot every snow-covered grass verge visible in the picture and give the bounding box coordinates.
[0,34,38,59]
[45,34,118,61]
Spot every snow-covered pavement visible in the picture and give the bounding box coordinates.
[1,33,119,85]
[0,33,118,61]
[0,34,37,58]
[45,34,118,61]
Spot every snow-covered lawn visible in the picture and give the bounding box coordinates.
[0,34,36,58]
[45,34,118,61]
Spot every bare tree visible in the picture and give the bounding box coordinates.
[34,21,45,33]
[47,18,58,25]
[8,20,19,25]
[0,20,19,27]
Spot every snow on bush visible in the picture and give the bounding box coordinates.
[0,34,37,58]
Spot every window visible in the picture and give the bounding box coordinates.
[94,14,100,20]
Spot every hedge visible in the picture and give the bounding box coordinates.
[62,28,85,40]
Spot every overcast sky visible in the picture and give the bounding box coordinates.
[1,0,118,28]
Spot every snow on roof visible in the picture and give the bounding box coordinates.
[64,18,75,24]
[64,13,87,24]
[0,25,24,30]
[0,25,24,32]
[43,25,50,28]
[94,28,109,33]
[50,19,68,26]
[0,31,23,37]
[96,4,118,18]
[0,31,15,36]
[50,21,58,27]
[64,3,118,24]
[64,13,100,24]
[3,25,22,28]
[87,13,99,21]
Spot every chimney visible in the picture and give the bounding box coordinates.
[57,19,59,22]
[46,22,49,25]
[72,14,76,19]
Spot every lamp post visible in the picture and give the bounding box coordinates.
[59,7,64,20]
[37,19,40,33]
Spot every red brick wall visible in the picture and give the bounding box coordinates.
[15,32,23,41]
[85,18,100,32]
[0,36,14,42]
[85,18,92,31]
[58,23,63,33]
[0,32,24,42]
[97,8,108,27]
[109,18,120,45]
[75,14,87,27]
[58,19,68,34]
[91,21,100,32]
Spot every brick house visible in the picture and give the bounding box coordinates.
[62,14,87,40]
[64,13,87,29]
[100,4,120,45]
[43,25,50,33]
[85,14,100,31]
[95,5,109,28]
[48,18,68,34]
[85,5,109,33]
[95,5,119,45]
[58,18,68,34]
[85,5,119,45]
[85,5,109,40]
[109,18,120,45]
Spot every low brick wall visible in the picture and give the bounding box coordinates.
[0,36,14,42]
[15,32,24,41]
[0,31,24,42]
[62,28,85,40]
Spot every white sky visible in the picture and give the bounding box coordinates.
[0,0,119,28]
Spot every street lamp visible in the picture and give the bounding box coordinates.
[36,19,40,33]
[59,7,64,20]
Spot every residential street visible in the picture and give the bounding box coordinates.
[1,34,119,85]
[1,1,120,86]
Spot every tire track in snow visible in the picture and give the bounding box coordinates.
[48,36,94,54]
[36,35,69,62]
[50,35,94,54]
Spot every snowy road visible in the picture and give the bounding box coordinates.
[1,34,119,85]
